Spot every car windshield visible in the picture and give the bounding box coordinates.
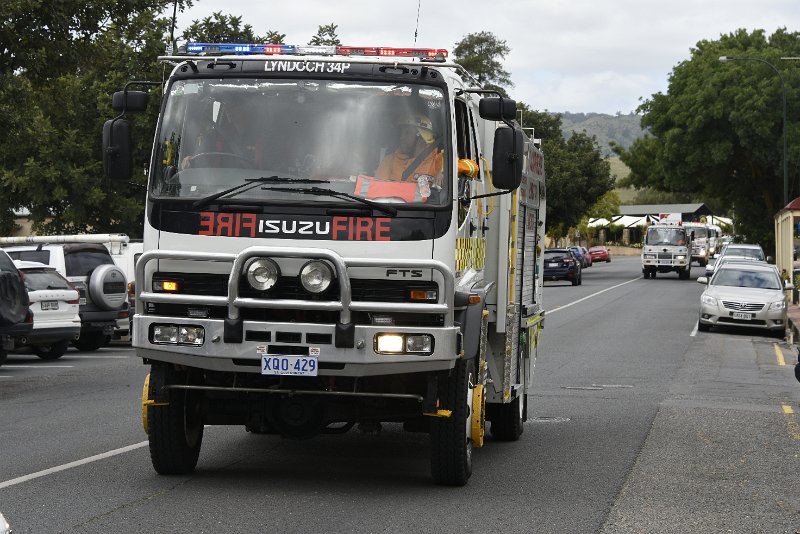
[712,268,781,289]
[646,227,686,246]
[23,269,71,291]
[152,78,450,207]
[723,247,764,260]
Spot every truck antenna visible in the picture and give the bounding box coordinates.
[413,0,421,46]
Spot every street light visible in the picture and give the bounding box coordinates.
[719,55,789,206]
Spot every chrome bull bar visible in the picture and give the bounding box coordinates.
[134,246,455,328]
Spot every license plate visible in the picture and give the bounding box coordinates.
[41,301,59,311]
[261,355,318,376]
[79,298,86,305]
[548,263,558,267]
[732,312,753,320]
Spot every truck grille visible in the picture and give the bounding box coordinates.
[657,253,673,260]
[722,301,764,312]
[152,272,438,303]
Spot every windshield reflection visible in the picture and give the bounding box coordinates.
[152,78,450,207]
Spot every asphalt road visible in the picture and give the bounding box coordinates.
[1,257,798,533]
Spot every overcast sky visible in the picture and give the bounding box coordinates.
[173,0,796,115]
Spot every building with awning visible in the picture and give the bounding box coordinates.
[618,203,714,222]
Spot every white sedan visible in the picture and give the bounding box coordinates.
[697,262,791,336]
[14,261,81,359]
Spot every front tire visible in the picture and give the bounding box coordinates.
[34,340,69,360]
[698,321,711,332]
[430,358,474,486]
[147,364,204,475]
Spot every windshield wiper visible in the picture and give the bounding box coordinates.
[192,176,330,209]
[262,186,398,216]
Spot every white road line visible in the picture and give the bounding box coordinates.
[66,355,132,359]
[0,441,148,490]
[690,321,699,337]
[547,276,641,316]
[2,365,74,369]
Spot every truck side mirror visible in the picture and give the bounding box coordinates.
[102,119,133,181]
[112,91,149,113]
[491,127,523,190]
[479,97,517,121]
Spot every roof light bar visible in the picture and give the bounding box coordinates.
[182,43,448,61]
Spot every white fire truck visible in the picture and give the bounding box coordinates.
[641,222,693,279]
[683,222,718,267]
[103,42,546,486]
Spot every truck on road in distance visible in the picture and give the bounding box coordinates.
[684,222,719,267]
[102,41,547,486]
[641,222,693,279]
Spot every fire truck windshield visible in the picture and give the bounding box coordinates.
[646,227,687,246]
[152,78,450,208]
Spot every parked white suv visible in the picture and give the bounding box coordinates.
[3,243,128,351]
[13,260,81,359]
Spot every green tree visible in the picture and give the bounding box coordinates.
[308,23,341,46]
[588,190,621,220]
[519,105,615,236]
[181,11,261,43]
[614,28,800,251]
[264,30,286,44]
[452,31,512,96]
[0,1,184,236]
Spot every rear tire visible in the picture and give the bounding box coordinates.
[147,364,204,475]
[571,276,578,286]
[490,393,525,441]
[34,340,69,360]
[72,331,106,352]
[430,358,474,486]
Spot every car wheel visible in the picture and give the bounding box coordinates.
[578,274,583,285]
[698,321,711,332]
[571,276,579,286]
[34,340,70,360]
[430,358,474,486]
[72,331,107,352]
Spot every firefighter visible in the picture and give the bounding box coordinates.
[374,112,443,183]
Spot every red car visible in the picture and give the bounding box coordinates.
[588,246,611,263]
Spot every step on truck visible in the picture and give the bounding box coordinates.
[102,42,547,486]
[641,222,693,279]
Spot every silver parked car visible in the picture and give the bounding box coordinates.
[705,243,766,277]
[697,262,790,336]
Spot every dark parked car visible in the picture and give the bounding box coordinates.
[0,249,32,366]
[588,245,611,263]
[544,248,582,285]
[569,246,590,268]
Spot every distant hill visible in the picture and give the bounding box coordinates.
[557,112,645,157]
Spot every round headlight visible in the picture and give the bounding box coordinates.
[299,260,333,294]
[246,258,280,291]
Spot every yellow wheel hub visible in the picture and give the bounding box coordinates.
[141,373,150,434]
